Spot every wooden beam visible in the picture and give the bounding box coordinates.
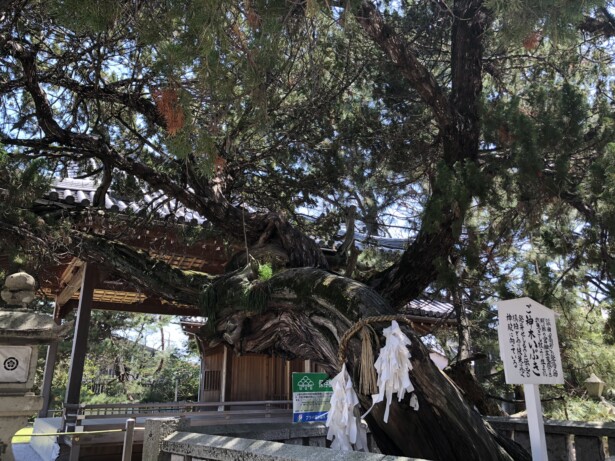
[64,264,97,418]
[56,261,85,307]
[57,257,82,281]
[63,299,201,316]
[181,322,207,335]
[53,294,62,322]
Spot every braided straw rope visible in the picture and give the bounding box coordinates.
[337,315,415,395]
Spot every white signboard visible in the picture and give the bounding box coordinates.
[0,346,32,383]
[497,297,563,385]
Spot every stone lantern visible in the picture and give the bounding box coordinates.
[0,272,70,461]
[0,272,37,307]
[584,373,606,398]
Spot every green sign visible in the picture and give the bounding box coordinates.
[292,372,332,393]
[292,372,332,423]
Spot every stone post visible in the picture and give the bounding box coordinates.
[142,417,190,461]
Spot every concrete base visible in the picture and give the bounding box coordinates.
[0,395,42,461]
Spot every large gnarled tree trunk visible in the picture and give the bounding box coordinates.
[191,263,530,460]
[207,267,524,460]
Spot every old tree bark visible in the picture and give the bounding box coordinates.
[0,1,535,460]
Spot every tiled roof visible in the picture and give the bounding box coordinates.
[333,225,409,251]
[353,232,408,251]
[401,298,455,319]
[44,179,412,247]
[44,178,206,224]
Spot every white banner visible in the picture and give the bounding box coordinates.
[0,346,32,383]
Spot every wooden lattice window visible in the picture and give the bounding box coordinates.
[202,370,221,391]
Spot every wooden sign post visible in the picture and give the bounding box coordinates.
[497,297,564,461]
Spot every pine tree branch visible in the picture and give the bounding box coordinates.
[354,1,455,133]
[6,39,328,268]
[367,0,489,307]
[39,75,167,129]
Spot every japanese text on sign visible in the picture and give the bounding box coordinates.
[497,298,564,385]
[292,372,332,423]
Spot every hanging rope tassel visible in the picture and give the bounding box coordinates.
[358,326,378,395]
[336,315,418,429]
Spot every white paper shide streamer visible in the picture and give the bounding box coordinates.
[326,364,368,451]
[365,320,416,422]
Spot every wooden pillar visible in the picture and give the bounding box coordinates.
[64,264,96,417]
[266,356,271,400]
[39,302,62,418]
[39,339,59,418]
[285,360,291,400]
[218,345,233,409]
[196,337,207,402]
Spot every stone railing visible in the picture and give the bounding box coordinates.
[487,416,615,461]
[159,432,426,461]
[140,414,615,461]
[142,417,427,461]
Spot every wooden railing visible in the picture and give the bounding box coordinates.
[63,399,291,419]
[61,400,293,439]
[487,416,615,461]
[58,401,294,461]
[46,399,292,418]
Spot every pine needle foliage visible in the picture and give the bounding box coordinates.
[487,0,605,41]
